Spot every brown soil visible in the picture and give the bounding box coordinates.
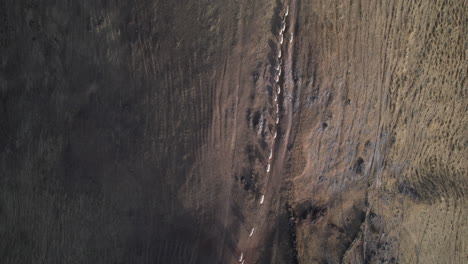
[0,0,466,263]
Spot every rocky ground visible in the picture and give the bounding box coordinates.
[0,0,466,263]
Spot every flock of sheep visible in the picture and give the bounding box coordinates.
[238,4,291,264]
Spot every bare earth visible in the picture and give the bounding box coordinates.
[0,0,466,263]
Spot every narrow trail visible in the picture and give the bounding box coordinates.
[235,1,298,263]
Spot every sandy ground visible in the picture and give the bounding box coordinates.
[0,0,466,263]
